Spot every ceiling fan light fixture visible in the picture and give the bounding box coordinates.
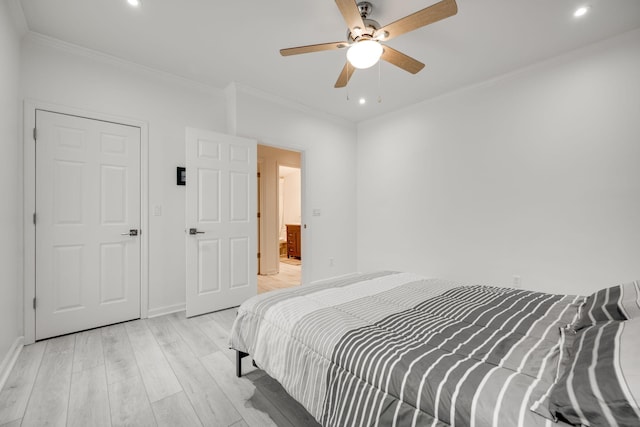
[347,40,383,69]
[573,6,590,17]
[127,0,142,7]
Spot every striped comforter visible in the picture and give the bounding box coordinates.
[229,272,582,426]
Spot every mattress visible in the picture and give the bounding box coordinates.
[229,271,582,426]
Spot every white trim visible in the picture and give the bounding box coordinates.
[24,32,223,97]
[359,28,640,127]
[257,159,264,275]
[23,99,150,344]
[148,303,186,319]
[300,151,310,285]
[0,336,24,391]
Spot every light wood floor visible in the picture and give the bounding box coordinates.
[0,308,320,427]
[257,260,301,294]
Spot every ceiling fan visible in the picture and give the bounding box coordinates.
[280,0,458,88]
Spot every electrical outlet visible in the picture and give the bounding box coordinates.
[513,275,522,288]
[329,257,334,267]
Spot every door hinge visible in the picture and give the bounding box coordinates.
[257,172,260,178]
[33,298,37,310]
[33,128,37,141]
[33,213,36,225]
[257,252,261,259]
[257,212,261,218]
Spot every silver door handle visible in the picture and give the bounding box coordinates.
[121,229,139,236]
[189,228,205,235]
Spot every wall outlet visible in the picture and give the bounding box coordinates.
[153,205,162,216]
[512,275,522,288]
[329,257,334,267]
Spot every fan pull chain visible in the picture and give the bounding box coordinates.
[377,59,382,103]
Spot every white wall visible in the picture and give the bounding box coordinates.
[0,1,23,369]
[20,35,359,314]
[233,86,358,284]
[21,35,228,314]
[357,30,640,296]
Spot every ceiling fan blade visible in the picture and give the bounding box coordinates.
[378,0,458,41]
[280,42,349,56]
[335,0,366,34]
[381,46,425,74]
[334,62,356,88]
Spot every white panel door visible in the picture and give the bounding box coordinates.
[185,128,257,317]
[36,110,141,340]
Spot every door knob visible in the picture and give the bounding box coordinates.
[189,228,205,235]
[121,229,139,236]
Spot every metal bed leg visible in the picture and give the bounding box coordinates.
[236,350,249,377]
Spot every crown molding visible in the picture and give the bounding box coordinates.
[233,82,355,129]
[24,31,224,97]
[6,0,28,36]
[361,27,640,127]
[22,32,355,128]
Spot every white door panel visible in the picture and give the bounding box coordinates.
[36,110,141,340]
[186,128,257,317]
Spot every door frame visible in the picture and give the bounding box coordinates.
[257,159,263,275]
[23,100,150,345]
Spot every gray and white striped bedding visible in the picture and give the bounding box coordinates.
[532,281,640,427]
[229,271,582,426]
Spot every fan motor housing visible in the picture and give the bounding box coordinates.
[347,2,380,41]
[347,18,380,42]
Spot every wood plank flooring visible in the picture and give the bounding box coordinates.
[257,260,301,294]
[0,309,320,427]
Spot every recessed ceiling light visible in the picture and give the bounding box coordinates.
[127,0,142,7]
[359,98,366,105]
[573,6,590,17]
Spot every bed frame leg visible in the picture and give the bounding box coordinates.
[236,350,249,377]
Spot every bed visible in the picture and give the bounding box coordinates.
[229,271,640,426]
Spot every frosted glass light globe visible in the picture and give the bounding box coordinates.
[347,40,383,69]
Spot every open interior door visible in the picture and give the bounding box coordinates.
[185,128,257,317]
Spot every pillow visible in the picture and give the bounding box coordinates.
[573,281,640,330]
[547,318,640,426]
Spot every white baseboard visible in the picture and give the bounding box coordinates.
[0,336,24,391]
[147,303,186,318]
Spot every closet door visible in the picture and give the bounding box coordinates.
[35,110,141,339]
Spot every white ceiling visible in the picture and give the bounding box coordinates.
[17,0,640,123]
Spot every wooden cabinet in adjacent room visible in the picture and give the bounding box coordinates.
[286,224,301,259]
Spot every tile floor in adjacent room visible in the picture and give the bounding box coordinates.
[257,258,301,294]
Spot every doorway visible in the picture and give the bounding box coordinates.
[257,145,302,293]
